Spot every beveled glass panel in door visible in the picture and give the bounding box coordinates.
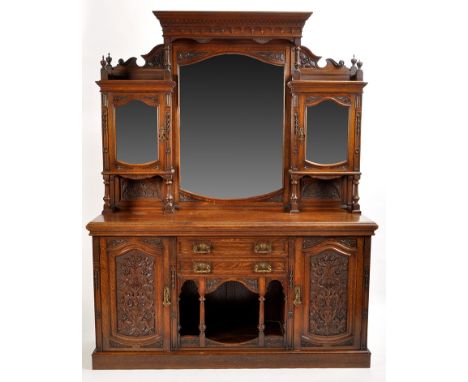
[115,100,158,164]
[306,100,349,165]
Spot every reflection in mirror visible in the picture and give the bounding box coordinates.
[306,100,349,164]
[180,55,283,199]
[115,100,158,164]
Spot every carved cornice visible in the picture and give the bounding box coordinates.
[154,11,311,42]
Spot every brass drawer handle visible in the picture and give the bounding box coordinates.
[193,262,211,274]
[163,287,171,307]
[254,241,272,254]
[293,286,302,306]
[254,262,272,273]
[192,242,212,254]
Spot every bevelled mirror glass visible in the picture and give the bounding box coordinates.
[180,54,283,199]
[306,100,349,165]
[115,100,158,164]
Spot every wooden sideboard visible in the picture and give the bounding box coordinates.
[87,11,378,369]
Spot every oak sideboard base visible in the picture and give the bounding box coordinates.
[92,349,371,369]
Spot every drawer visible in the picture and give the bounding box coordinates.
[178,237,288,257]
[178,259,287,276]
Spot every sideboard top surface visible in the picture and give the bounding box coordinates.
[87,209,377,236]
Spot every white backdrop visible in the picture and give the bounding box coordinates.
[3,1,467,381]
[82,2,386,381]
[84,0,466,381]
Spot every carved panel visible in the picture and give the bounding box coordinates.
[159,110,171,141]
[142,44,165,68]
[255,51,285,64]
[206,278,223,294]
[334,96,351,106]
[177,51,209,63]
[240,278,259,293]
[294,112,304,141]
[121,178,162,200]
[179,191,198,202]
[116,250,156,337]
[107,238,128,249]
[303,237,325,249]
[309,251,348,336]
[301,179,341,200]
[141,238,163,250]
[303,237,357,249]
[339,238,357,248]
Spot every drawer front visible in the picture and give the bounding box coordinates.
[178,259,287,276]
[178,237,288,257]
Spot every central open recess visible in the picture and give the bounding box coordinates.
[179,279,285,345]
[205,281,259,343]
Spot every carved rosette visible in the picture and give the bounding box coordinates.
[116,250,156,337]
[309,250,348,336]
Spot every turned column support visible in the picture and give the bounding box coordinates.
[258,277,266,346]
[198,278,206,347]
[289,173,301,213]
[352,173,361,213]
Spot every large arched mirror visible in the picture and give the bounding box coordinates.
[179,54,284,199]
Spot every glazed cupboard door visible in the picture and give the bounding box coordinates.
[99,237,171,351]
[293,237,364,348]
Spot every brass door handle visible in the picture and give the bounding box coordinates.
[254,241,272,254]
[293,286,302,306]
[163,287,171,306]
[193,262,211,274]
[192,242,211,254]
[254,262,272,273]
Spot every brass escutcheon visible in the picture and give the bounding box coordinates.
[163,287,171,306]
[193,262,211,274]
[254,262,272,273]
[254,241,272,254]
[192,242,211,254]
[293,286,302,306]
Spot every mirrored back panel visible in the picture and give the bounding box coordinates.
[179,54,284,199]
[306,100,349,165]
[115,100,158,164]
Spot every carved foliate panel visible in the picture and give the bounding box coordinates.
[116,250,156,337]
[309,250,348,336]
[301,179,341,200]
[121,178,162,200]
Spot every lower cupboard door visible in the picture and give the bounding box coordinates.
[100,237,171,351]
[294,237,364,348]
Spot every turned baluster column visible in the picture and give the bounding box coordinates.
[352,174,361,213]
[290,174,300,213]
[199,278,206,347]
[258,277,266,346]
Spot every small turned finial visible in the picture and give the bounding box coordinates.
[351,54,357,67]
[357,60,363,69]
[106,53,112,65]
[100,55,106,68]
[118,58,124,65]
